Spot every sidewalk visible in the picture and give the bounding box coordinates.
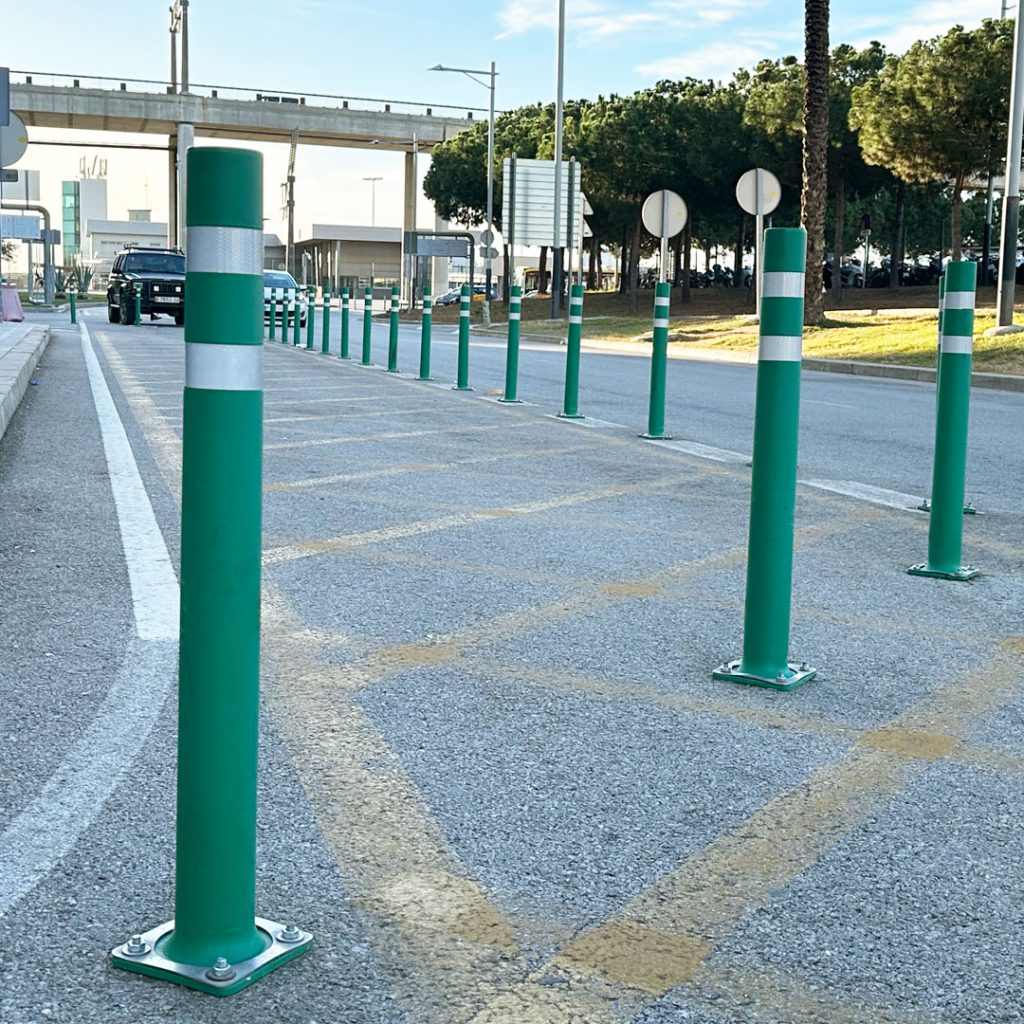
[2,311,1023,1023]
[0,319,51,441]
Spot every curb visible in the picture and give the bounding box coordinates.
[0,326,51,443]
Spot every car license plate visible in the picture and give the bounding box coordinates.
[154,296,178,303]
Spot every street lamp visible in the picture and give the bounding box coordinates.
[363,176,382,227]
[430,61,498,327]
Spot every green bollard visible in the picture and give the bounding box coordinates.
[908,260,979,580]
[340,288,350,359]
[321,287,331,354]
[110,147,311,995]
[305,287,315,350]
[713,227,816,692]
[417,287,432,380]
[135,283,142,326]
[558,283,584,418]
[361,286,373,365]
[69,286,77,324]
[269,287,277,342]
[387,285,400,372]
[281,292,291,344]
[499,285,523,403]
[453,283,473,390]
[642,281,672,438]
[292,288,300,346]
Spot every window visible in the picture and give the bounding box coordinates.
[123,252,185,274]
[264,272,298,289]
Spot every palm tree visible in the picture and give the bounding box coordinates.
[802,0,829,325]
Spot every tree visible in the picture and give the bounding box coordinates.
[1,240,14,265]
[849,19,1013,259]
[802,0,830,325]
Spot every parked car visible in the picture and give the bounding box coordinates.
[434,289,461,306]
[107,245,186,325]
[263,271,308,327]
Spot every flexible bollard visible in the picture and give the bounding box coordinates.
[499,285,523,403]
[642,281,671,438]
[110,147,312,995]
[135,283,142,326]
[908,260,979,580]
[361,285,373,365]
[417,287,432,380]
[306,287,315,350]
[340,287,350,359]
[281,292,291,344]
[454,283,472,390]
[269,287,277,342]
[558,283,584,418]
[321,287,331,354]
[69,286,77,324]
[292,288,300,346]
[713,227,816,692]
[387,285,400,372]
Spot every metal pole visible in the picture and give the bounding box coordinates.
[361,284,373,365]
[499,285,523,402]
[181,0,190,92]
[111,147,311,995]
[387,285,399,371]
[983,169,994,287]
[483,62,495,328]
[755,169,764,310]
[713,227,816,692]
[558,283,584,418]
[417,286,432,379]
[340,287,350,359]
[551,0,566,319]
[909,261,980,580]
[862,230,870,288]
[642,281,671,439]
[659,192,669,284]
[997,0,1024,327]
[454,283,472,390]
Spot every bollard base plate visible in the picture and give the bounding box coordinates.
[640,432,673,440]
[916,499,980,515]
[111,916,312,997]
[416,376,433,382]
[907,563,980,581]
[453,385,475,392]
[557,412,585,420]
[497,397,523,404]
[712,659,817,692]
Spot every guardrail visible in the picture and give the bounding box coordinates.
[10,70,484,122]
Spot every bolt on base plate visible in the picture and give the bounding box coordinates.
[907,563,980,581]
[712,660,818,692]
[111,917,312,997]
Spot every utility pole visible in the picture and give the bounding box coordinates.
[284,129,298,278]
[994,0,1024,330]
[363,177,381,226]
[181,0,190,93]
[551,0,566,318]
[169,3,181,92]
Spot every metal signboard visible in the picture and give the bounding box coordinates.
[1,168,40,201]
[735,168,781,216]
[418,237,470,258]
[641,190,688,238]
[505,157,586,248]
[0,67,9,127]
[0,215,42,240]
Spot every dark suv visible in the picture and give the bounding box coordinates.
[107,245,186,325]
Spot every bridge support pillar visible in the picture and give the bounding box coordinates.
[168,134,178,247]
[175,123,195,249]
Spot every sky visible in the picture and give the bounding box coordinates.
[0,0,1008,265]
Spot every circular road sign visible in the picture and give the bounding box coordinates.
[642,190,688,239]
[0,113,29,168]
[735,168,781,216]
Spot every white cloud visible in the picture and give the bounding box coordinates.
[636,43,764,82]
[839,0,1000,53]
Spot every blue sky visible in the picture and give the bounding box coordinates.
[1,0,1004,248]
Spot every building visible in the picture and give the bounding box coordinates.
[263,233,286,271]
[295,225,403,292]
[86,212,170,274]
[61,178,107,260]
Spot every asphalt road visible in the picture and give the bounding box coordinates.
[0,307,1021,1024]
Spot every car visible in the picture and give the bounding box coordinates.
[433,289,462,306]
[107,245,186,325]
[263,271,308,327]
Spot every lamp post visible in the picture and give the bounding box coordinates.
[362,176,382,227]
[552,0,566,318]
[430,61,497,327]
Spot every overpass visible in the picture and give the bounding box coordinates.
[9,71,476,284]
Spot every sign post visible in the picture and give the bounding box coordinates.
[736,168,781,311]
[111,147,312,995]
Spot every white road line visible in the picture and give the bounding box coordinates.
[645,438,750,464]
[0,325,179,920]
[265,424,504,450]
[801,478,926,512]
[545,414,631,430]
[804,399,859,411]
[80,323,179,639]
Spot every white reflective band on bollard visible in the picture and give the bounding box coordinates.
[940,334,973,354]
[761,271,805,299]
[185,226,264,275]
[654,318,670,329]
[508,311,521,321]
[569,315,583,325]
[654,296,671,307]
[944,292,974,310]
[185,343,263,390]
[758,335,803,361]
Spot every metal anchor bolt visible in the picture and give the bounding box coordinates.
[277,924,303,944]
[122,934,150,957]
[206,956,236,982]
